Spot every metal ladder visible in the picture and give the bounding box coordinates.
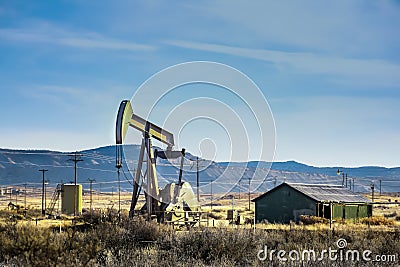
[47,184,62,215]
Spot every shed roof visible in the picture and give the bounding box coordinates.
[253,183,371,203]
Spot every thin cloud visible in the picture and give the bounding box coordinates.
[0,25,156,52]
[167,40,400,88]
[22,84,130,107]
[21,85,85,111]
[195,1,400,56]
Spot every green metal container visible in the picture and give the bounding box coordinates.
[61,184,82,215]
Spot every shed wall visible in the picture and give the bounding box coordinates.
[255,185,316,223]
[332,204,372,220]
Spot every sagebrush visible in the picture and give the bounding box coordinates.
[0,211,399,266]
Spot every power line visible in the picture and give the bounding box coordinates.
[121,167,134,186]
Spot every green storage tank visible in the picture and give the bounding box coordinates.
[61,184,82,215]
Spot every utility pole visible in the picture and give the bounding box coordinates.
[191,157,205,203]
[44,180,49,213]
[24,183,27,211]
[88,178,96,211]
[248,177,251,211]
[69,152,83,217]
[116,161,122,221]
[39,169,48,216]
[238,180,241,200]
[210,178,213,211]
[116,143,123,221]
[337,169,346,187]
[352,178,355,192]
[371,181,375,202]
[196,157,200,203]
[231,195,235,226]
[379,179,382,196]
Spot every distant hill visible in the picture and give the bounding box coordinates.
[219,160,400,180]
[0,145,399,194]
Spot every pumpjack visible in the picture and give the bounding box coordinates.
[116,100,200,223]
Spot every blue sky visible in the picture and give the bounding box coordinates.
[0,1,399,167]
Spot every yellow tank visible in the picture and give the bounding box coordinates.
[61,184,82,215]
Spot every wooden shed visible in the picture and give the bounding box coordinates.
[252,183,372,223]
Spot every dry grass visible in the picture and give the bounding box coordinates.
[360,216,395,226]
[1,214,399,266]
[2,190,400,230]
[363,193,400,217]
[0,190,399,266]
[300,215,329,225]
